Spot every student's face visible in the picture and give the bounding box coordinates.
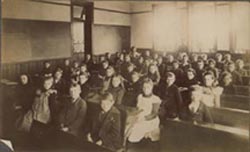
[80,66,87,72]
[125,56,131,62]
[102,62,109,69]
[45,63,50,68]
[166,77,175,86]
[101,99,113,112]
[153,54,158,59]
[139,57,144,64]
[79,75,88,84]
[145,51,150,56]
[20,75,28,85]
[157,57,163,64]
[149,65,156,74]
[187,71,195,80]
[216,54,222,61]
[86,55,91,60]
[119,54,124,61]
[223,75,232,86]
[112,77,121,88]
[173,63,179,69]
[204,75,214,87]
[192,55,198,61]
[183,56,188,62]
[69,87,81,100]
[54,71,62,79]
[197,62,204,69]
[209,62,215,68]
[43,79,53,90]
[106,68,114,77]
[65,60,70,66]
[168,55,174,62]
[202,54,207,61]
[131,74,139,83]
[74,62,79,68]
[228,64,235,72]
[142,83,153,96]
[127,65,134,72]
[237,61,244,69]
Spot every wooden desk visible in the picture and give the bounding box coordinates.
[161,119,249,152]
[11,121,112,152]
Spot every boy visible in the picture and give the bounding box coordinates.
[57,84,87,137]
[87,93,122,151]
[159,72,183,120]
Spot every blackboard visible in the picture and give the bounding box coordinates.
[1,19,71,63]
[92,25,130,55]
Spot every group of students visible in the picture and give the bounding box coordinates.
[13,48,248,151]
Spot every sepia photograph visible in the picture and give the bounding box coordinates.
[0,0,249,152]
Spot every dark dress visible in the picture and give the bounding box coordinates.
[159,84,183,120]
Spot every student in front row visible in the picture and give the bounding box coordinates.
[87,92,122,152]
[159,72,183,120]
[128,78,161,143]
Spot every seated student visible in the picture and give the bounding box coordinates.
[79,73,91,100]
[147,64,161,86]
[219,72,236,94]
[79,63,90,77]
[120,54,132,76]
[53,68,66,95]
[235,59,248,76]
[139,59,151,76]
[225,61,243,85]
[123,72,142,107]
[157,56,166,78]
[114,53,124,74]
[191,53,199,70]
[143,50,151,60]
[71,61,80,76]
[159,72,183,120]
[62,59,71,81]
[152,53,159,63]
[130,47,140,64]
[41,61,53,77]
[200,72,223,107]
[195,59,206,83]
[128,79,161,143]
[223,53,233,66]
[200,53,208,68]
[122,63,136,83]
[87,92,122,152]
[171,60,184,86]
[56,84,87,137]
[98,60,110,79]
[102,66,116,91]
[108,75,125,106]
[206,59,219,79]
[180,54,191,72]
[165,54,174,72]
[85,54,94,72]
[135,56,144,73]
[14,74,35,114]
[16,77,58,132]
[105,52,114,66]
[215,53,224,70]
[188,89,213,124]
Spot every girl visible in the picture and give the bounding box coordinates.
[108,75,125,106]
[128,78,161,143]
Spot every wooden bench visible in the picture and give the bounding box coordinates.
[207,107,249,130]
[161,119,249,152]
[234,85,250,96]
[221,94,250,110]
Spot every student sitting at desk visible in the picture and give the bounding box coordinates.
[108,75,125,106]
[57,84,87,137]
[128,78,161,143]
[87,92,122,152]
